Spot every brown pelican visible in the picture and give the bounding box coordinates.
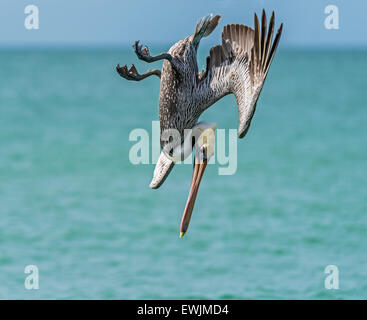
[116,10,283,237]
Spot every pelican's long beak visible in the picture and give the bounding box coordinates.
[179,122,216,238]
[179,154,208,238]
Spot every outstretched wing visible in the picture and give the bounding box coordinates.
[197,10,283,138]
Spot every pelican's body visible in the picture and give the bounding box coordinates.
[116,10,283,237]
[159,37,201,138]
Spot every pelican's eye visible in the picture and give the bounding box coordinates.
[199,144,208,162]
[191,135,196,149]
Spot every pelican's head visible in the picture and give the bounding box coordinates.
[179,121,217,238]
[162,121,217,164]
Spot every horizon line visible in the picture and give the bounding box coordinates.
[0,43,366,51]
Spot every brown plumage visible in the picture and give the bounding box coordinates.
[116,10,283,188]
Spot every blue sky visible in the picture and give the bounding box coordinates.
[0,0,365,48]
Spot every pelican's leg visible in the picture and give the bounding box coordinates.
[116,64,161,81]
[133,41,172,63]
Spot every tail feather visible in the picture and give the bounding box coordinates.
[193,14,221,48]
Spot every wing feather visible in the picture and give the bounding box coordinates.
[198,10,283,138]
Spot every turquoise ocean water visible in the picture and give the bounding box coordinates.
[0,48,366,299]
